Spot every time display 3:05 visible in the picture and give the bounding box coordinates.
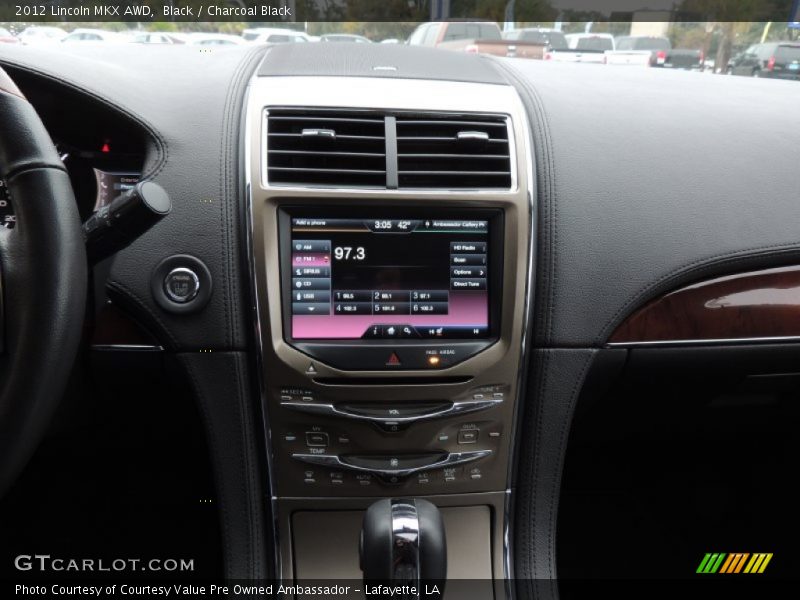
[333,246,366,261]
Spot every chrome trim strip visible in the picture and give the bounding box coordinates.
[391,500,421,591]
[502,76,538,600]
[90,344,164,352]
[280,398,502,425]
[291,450,492,479]
[607,335,800,348]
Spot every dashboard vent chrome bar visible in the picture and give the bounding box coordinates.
[266,110,387,187]
[395,115,512,189]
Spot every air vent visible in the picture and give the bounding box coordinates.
[266,110,386,187]
[396,115,512,189]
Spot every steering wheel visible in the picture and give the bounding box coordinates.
[0,67,87,497]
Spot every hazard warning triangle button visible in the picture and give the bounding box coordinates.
[386,352,402,366]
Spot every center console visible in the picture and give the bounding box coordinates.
[245,75,533,593]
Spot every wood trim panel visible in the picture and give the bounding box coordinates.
[609,265,800,344]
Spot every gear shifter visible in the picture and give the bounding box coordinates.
[360,498,446,598]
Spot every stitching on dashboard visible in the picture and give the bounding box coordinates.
[532,348,550,582]
[597,243,800,344]
[179,355,234,580]
[548,351,594,592]
[105,279,178,349]
[494,61,555,347]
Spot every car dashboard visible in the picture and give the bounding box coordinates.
[0,39,799,596]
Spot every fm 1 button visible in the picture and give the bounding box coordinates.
[164,267,200,303]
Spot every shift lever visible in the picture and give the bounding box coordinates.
[360,498,446,598]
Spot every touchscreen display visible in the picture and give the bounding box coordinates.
[288,216,492,340]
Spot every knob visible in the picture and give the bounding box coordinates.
[360,498,446,597]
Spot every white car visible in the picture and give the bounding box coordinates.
[17,26,67,45]
[129,32,187,45]
[61,29,125,44]
[241,28,310,44]
[191,34,246,46]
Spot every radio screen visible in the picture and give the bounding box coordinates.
[288,216,492,340]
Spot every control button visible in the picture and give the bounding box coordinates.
[458,430,479,444]
[470,473,482,480]
[330,472,344,484]
[488,431,501,438]
[305,363,317,375]
[301,395,314,402]
[284,433,297,442]
[399,325,419,338]
[493,392,504,400]
[443,466,461,482]
[280,395,292,402]
[386,352,402,366]
[163,267,200,304]
[304,478,316,484]
[438,434,449,442]
[473,393,485,400]
[362,325,383,339]
[338,435,350,444]
[355,474,373,486]
[305,432,329,447]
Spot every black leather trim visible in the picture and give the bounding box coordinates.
[500,58,800,348]
[176,352,269,581]
[513,349,596,599]
[491,60,556,349]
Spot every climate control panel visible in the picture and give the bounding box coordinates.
[272,384,509,496]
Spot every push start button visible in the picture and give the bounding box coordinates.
[151,254,213,314]
[164,267,200,303]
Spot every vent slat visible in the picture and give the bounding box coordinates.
[269,116,384,124]
[270,150,386,157]
[398,153,509,159]
[396,115,512,189]
[269,167,385,174]
[269,133,384,141]
[397,120,507,128]
[397,136,507,143]
[267,110,386,187]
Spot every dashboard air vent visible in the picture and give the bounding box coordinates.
[266,110,386,187]
[395,115,512,189]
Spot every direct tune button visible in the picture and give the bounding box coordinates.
[163,267,200,303]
